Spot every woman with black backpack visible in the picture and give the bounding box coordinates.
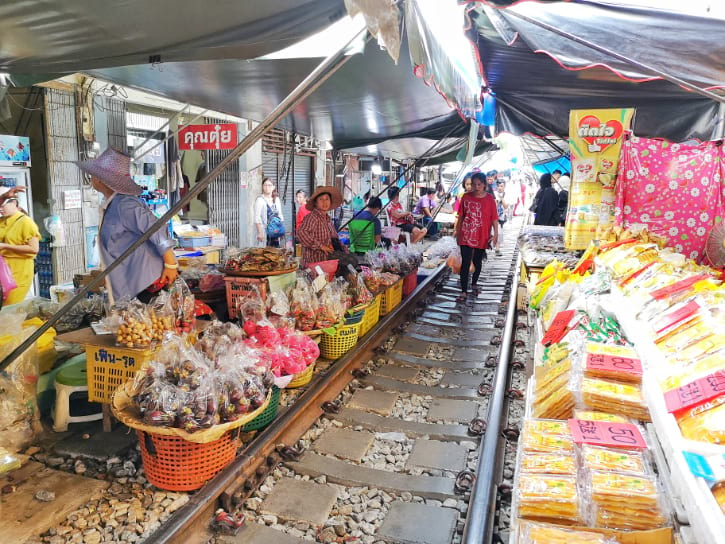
[254,177,285,247]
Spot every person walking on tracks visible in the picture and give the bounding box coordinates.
[454,172,498,301]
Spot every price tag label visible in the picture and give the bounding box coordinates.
[649,274,711,300]
[585,352,643,377]
[568,419,647,449]
[312,266,327,292]
[540,310,576,346]
[664,370,725,413]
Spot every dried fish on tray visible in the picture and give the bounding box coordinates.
[223,247,298,274]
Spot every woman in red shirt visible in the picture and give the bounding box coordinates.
[453,172,498,301]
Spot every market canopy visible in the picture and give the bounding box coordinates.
[466,1,725,142]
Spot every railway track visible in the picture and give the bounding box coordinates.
[21,227,527,544]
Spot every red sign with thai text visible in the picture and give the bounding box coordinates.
[586,352,643,378]
[178,123,238,150]
[664,370,725,413]
[649,274,711,300]
[540,310,575,346]
[568,419,647,449]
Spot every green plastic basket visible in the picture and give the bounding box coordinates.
[241,386,280,432]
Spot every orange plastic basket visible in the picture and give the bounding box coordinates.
[379,279,403,316]
[138,428,240,491]
[224,276,268,319]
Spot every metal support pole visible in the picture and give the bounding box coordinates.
[130,103,190,159]
[0,22,370,373]
[506,10,725,105]
[462,253,521,544]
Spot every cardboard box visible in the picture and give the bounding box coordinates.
[73,270,104,293]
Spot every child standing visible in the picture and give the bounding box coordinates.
[453,172,499,301]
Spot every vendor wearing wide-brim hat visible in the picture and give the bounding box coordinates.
[75,148,178,302]
[297,185,344,267]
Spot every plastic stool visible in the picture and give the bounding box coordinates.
[52,358,103,432]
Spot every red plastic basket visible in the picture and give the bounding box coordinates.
[402,268,418,296]
[224,276,268,319]
[306,260,339,282]
[138,429,240,491]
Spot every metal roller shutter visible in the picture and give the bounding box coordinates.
[206,117,242,247]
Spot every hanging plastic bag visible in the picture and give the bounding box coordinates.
[0,255,17,300]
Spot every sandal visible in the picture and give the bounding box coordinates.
[456,293,467,302]
[472,286,480,296]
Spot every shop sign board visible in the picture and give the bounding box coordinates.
[63,189,82,209]
[178,123,237,151]
[0,135,31,166]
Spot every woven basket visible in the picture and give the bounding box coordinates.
[241,386,281,432]
[138,428,240,491]
[319,321,360,360]
[287,362,315,388]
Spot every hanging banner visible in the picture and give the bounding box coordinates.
[178,123,238,151]
[565,108,634,249]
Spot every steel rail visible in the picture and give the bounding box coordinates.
[0,23,369,373]
[462,252,521,544]
[144,264,448,544]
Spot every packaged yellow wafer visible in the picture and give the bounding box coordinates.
[517,474,582,523]
[520,453,577,475]
[518,521,618,544]
[579,445,647,475]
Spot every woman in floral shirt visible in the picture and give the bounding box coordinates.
[453,172,498,301]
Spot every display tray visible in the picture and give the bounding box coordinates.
[221,267,297,277]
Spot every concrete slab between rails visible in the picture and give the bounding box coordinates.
[361,375,479,400]
[405,332,496,347]
[407,324,450,337]
[440,370,486,388]
[387,352,481,370]
[416,316,497,329]
[287,452,456,500]
[373,365,420,382]
[406,440,470,472]
[393,336,431,356]
[259,478,338,526]
[53,426,136,461]
[378,501,458,544]
[221,522,306,544]
[333,408,471,441]
[348,389,398,416]
[427,399,481,423]
[312,428,374,462]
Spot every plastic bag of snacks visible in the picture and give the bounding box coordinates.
[112,299,154,348]
[148,291,177,342]
[289,275,319,331]
[349,272,373,307]
[316,282,347,329]
[237,285,266,327]
[360,267,383,295]
[195,321,245,362]
[168,278,196,333]
[198,270,225,292]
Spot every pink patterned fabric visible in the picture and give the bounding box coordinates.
[615,134,725,262]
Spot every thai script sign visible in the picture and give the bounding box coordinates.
[178,123,237,150]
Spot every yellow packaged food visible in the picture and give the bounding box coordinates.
[517,474,581,523]
[588,470,668,530]
[580,445,646,474]
[520,453,577,475]
[712,481,725,516]
[580,377,650,421]
[572,410,631,424]
[523,419,572,438]
[521,430,575,455]
[677,396,725,445]
[518,521,617,544]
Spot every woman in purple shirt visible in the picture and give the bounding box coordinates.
[76,148,178,302]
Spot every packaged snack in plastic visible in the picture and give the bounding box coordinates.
[582,342,642,384]
[289,275,318,330]
[360,267,383,294]
[522,419,572,438]
[676,395,725,445]
[316,283,346,329]
[517,520,617,544]
[579,377,650,421]
[579,444,647,474]
[113,299,154,348]
[517,474,581,523]
[519,453,577,475]
[148,291,177,342]
[350,273,373,307]
[572,410,632,424]
[586,470,669,530]
[521,427,575,455]
[168,278,196,333]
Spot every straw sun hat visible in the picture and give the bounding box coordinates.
[306,185,343,211]
[75,148,142,196]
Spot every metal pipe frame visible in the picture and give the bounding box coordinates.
[462,252,521,544]
[131,108,209,163]
[0,22,369,373]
